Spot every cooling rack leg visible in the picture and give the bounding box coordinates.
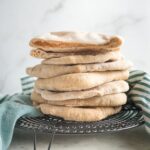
[33,130,36,150]
[47,132,55,150]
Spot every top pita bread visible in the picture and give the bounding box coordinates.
[29,32,123,52]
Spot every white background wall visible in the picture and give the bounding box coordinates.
[0,0,150,94]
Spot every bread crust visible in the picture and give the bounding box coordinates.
[26,59,132,78]
[31,91,127,107]
[40,104,121,121]
[35,80,129,101]
[35,70,129,91]
[29,32,123,52]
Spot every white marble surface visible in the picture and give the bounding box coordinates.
[10,126,150,150]
[0,0,150,149]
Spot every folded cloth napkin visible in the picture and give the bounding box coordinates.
[0,70,150,150]
[0,77,42,150]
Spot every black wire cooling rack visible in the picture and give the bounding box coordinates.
[15,103,144,150]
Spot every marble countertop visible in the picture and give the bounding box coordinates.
[10,126,150,150]
[0,0,150,95]
[0,0,150,149]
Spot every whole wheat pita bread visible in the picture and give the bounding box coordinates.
[30,49,76,59]
[31,91,127,107]
[29,32,123,52]
[35,80,129,101]
[27,59,132,78]
[40,104,121,121]
[35,70,129,91]
[30,49,120,59]
[42,51,122,65]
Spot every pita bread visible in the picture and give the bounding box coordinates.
[29,31,123,52]
[31,91,127,107]
[40,104,121,121]
[27,59,132,78]
[35,80,129,101]
[35,70,129,91]
[30,49,76,59]
[30,49,120,59]
[42,51,122,65]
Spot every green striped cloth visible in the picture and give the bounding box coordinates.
[21,76,36,95]
[128,70,150,133]
[21,70,150,133]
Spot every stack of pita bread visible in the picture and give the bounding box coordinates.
[26,31,132,122]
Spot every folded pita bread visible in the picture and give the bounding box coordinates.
[30,49,120,59]
[31,91,127,107]
[35,80,129,101]
[40,104,121,121]
[27,59,132,78]
[30,49,76,59]
[29,32,123,52]
[35,70,129,91]
[42,51,122,65]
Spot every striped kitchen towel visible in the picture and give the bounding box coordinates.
[21,70,150,133]
[128,70,150,133]
[21,76,36,95]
